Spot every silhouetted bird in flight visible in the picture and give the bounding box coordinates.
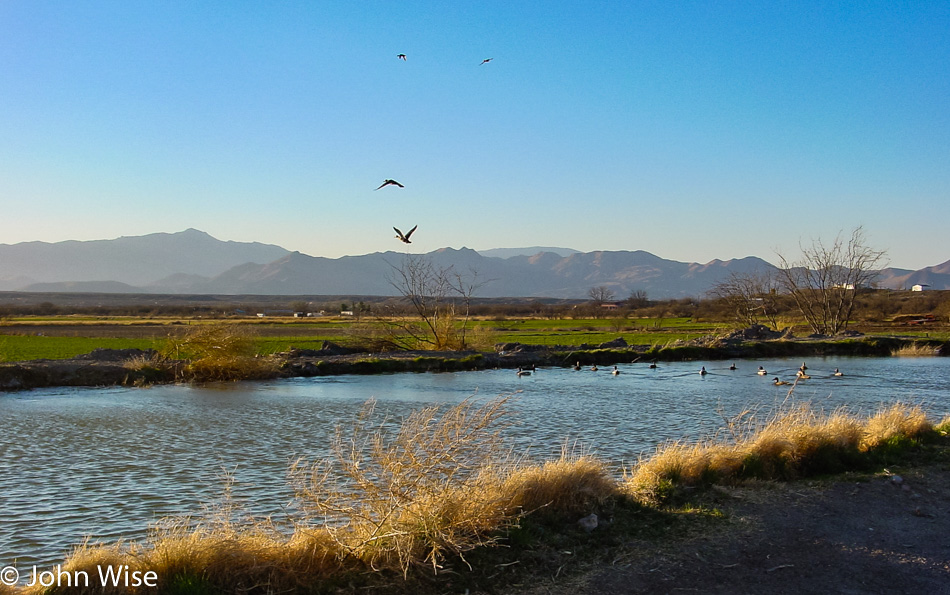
[480,58,492,65]
[394,225,417,244]
[375,179,404,190]
[397,54,406,60]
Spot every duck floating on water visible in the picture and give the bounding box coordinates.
[729,363,737,370]
[796,370,811,379]
[773,377,791,386]
[611,366,620,376]
[516,367,531,377]
[833,368,843,376]
[757,366,768,375]
[699,366,707,376]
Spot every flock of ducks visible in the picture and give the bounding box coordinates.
[378,53,495,246]
[518,360,845,383]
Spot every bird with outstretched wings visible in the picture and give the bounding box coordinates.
[375,179,404,190]
[394,225,417,244]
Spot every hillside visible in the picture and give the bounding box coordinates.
[2,230,948,299]
[0,229,290,290]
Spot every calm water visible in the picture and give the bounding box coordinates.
[2,356,949,569]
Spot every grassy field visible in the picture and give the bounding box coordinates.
[1,315,947,362]
[0,335,161,362]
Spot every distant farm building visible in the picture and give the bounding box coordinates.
[911,284,930,292]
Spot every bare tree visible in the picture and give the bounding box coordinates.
[625,289,650,309]
[775,227,887,335]
[382,255,485,350]
[587,286,616,305]
[709,270,781,330]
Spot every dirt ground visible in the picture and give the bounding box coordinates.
[510,464,950,595]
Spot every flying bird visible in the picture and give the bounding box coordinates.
[397,53,406,60]
[394,225,417,244]
[480,58,492,65]
[375,179,404,190]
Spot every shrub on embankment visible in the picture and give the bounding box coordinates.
[162,324,281,382]
[24,396,949,595]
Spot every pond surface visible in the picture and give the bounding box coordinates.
[2,356,948,569]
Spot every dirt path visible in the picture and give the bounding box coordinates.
[514,465,950,595]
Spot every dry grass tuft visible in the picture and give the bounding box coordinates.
[290,396,522,574]
[502,454,617,519]
[123,353,178,386]
[891,342,939,357]
[39,478,344,594]
[162,324,279,382]
[625,401,934,504]
[860,402,932,450]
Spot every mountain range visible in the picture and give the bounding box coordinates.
[0,230,946,299]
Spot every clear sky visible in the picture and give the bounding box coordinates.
[1,1,948,270]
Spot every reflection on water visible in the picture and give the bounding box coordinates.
[1,356,948,568]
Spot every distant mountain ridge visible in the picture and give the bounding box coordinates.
[136,247,779,299]
[1,230,946,298]
[477,247,581,259]
[0,229,290,290]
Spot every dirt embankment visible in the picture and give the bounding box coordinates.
[511,462,950,595]
[1,332,947,391]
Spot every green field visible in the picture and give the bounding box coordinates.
[0,317,728,361]
[0,336,162,362]
[2,315,946,362]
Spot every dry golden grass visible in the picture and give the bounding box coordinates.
[625,402,934,504]
[861,402,932,450]
[290,396,523,574]
[162,324,280,381]
[500,454,617,520]
[36,519,342,594]
[891,342,940,356]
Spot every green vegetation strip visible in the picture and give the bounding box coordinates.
[0,336,160,362]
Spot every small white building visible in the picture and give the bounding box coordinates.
[911,284,930,292]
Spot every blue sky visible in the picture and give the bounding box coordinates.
[1,1,948,269]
